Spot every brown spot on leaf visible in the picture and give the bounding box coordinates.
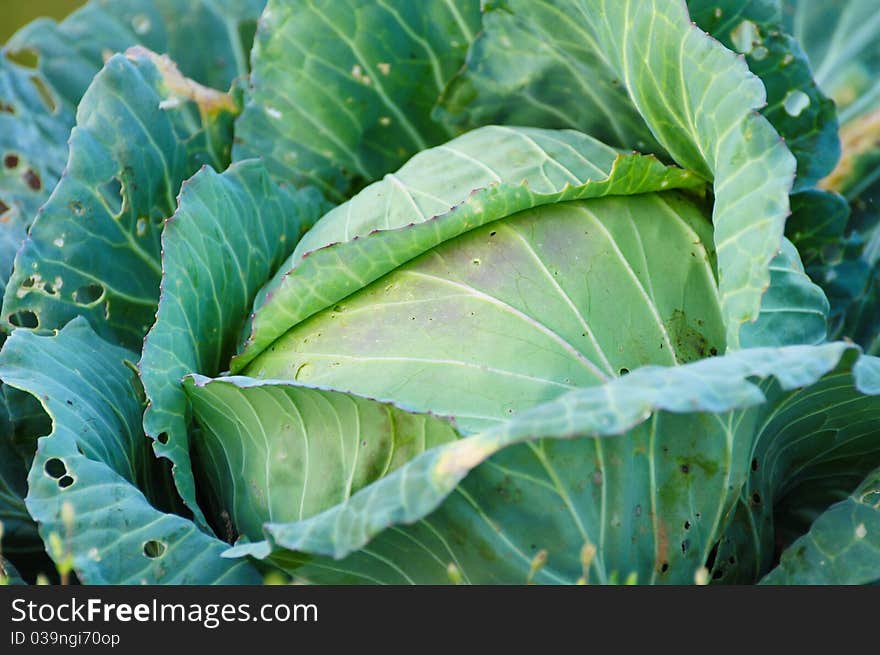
[23,169,41,191]
[655,519,669,569]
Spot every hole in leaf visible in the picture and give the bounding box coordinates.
[783,90,810,117]
[143,540,166,558]
[751,491,761,506]
[131,14,152,35]
[69,201,84,216]
[683,520,691,531]
[8,310,38,328]
[99,178,123,215]
[44,458,67,479]
[22,169,41,191]
[58,475,74,488]
[730,20,758,54]
[704,540,720,572]
[618,367,629,375]
[751,458,758,472]
[6,48,39,69]
[28,76,56,113]
[4,154,19,168]
[73,283,104,305]
[157,432,169,445]
[659,562,669,573]
[0,199,9,216]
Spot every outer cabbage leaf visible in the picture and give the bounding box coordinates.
[705,355,880,582]
[0,348,55,580]
[0,389,40,564]
[184,374,460,541]
[436,0,663,154]
[212,344,880,584]
[0,62,65,300]
[761,463,880,585]
[0,318,260,584]
[784,0,880,123]
[442,0,838,188]
[2,49,238,350]
[785,188,876,353]
[785,0,880,353]
[739,238,829,348]
[139,161,328,526]
[688,0,839,188]
[1,382,78,584]
[6,0,264,108]
[0,557,26,585]
[0,0,265,297]
[234,0,481,201]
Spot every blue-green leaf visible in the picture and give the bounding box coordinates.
[688,0,840,188]
[140,160,327,526]
[2,49,238,349]
[741,238,829,347]
[0,318,260,584]
[441,0,796,349]
[787,0,880,353]
[762,464,880,585]
[234,0,480,201]
[0,0,265,298]
[216,344,879,584]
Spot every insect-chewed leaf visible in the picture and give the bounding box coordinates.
[688,0,840,188]
[140,160,328,526]
[0,0,265,298]
[0,318,260,584]
[785,0,880,354]
[2,49,238,350]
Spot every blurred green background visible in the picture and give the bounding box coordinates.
[3,1,86,44]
